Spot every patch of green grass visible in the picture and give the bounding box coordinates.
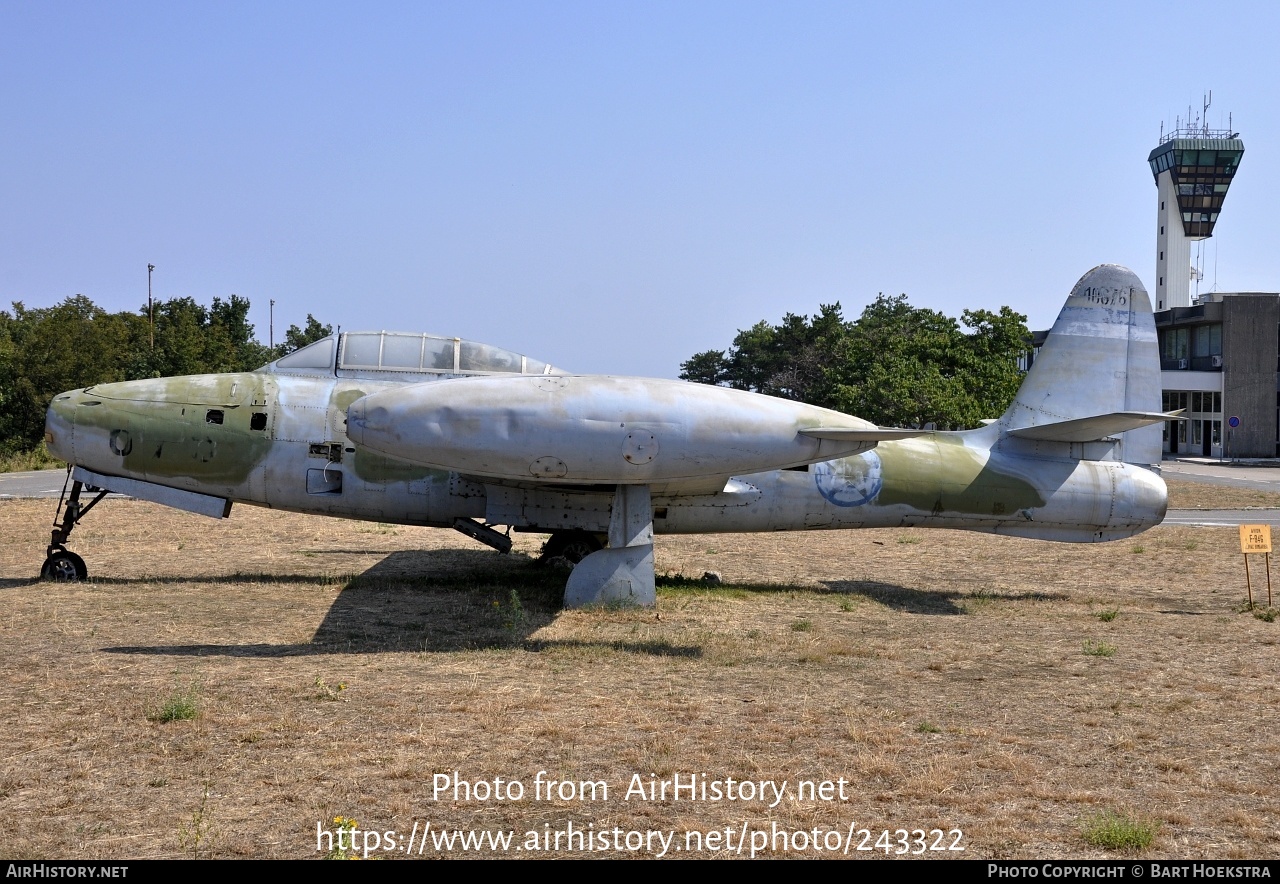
[178,783,217,859]
[1253,607,1277,623]
[1083,639,1116,657]
[897,535,921,544]
[1080,810,1159,851]
[916,721,941,734]
[0,446,63,473]
[1131,545,1145,554]
[1095,608,1120,622]
[325,816,360,860]
[148,684,200,722]
[790,619,813,632]
[837,597,857,612]
[311,677,348,702]
[496,589,526,641]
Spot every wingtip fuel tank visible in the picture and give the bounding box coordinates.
[346,374,881,484]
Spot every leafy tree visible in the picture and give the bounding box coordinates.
[680,293,1029,430]
[208,294,273,371]
[682,304,848,405]
[0,292,331,456]
[278,314,333,357]
[678,349,729,386]
[0,297,134,452]
[955,307,1030,426]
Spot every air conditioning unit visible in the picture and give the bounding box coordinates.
[1178,358,1188,369]
[1211,355,1224,368]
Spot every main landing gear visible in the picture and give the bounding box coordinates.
[41,472,107,581]
[539,530,605,565]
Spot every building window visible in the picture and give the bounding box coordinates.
[1161,327,1189,362]
[1192,324,1223,358]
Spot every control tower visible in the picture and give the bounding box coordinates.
[1148,103,1243,310]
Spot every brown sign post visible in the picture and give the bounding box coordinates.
[1238,524,1273,609]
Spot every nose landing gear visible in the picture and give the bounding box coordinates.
[41,472,107,581]
[41,549,86,581]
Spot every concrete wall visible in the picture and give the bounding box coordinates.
[1222,295,1280,457]
[1156,173,1194,310]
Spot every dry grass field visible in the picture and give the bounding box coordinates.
[1,488,1277,860]
[1165,477,1280,509]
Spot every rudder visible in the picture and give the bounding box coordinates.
[1002,264,1162,465]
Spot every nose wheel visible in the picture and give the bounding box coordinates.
[41,549,87,581]
[41,472,107,582]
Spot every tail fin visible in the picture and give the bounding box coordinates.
[1002,264,1163,465]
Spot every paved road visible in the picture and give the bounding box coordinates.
[1161,459,1280,493]
[1162,509,1280,527]
[0,469,73,499]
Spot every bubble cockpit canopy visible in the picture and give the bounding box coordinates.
[260,332,563,379]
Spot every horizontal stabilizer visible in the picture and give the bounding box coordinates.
[1007,411,1183,443]
[799,427,927,442]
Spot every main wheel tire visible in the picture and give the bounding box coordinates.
[540,531,604,565]
[41,550,87,581]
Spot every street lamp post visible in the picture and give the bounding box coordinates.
[147,263,155,350]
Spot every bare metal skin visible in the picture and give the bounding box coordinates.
[42,265,1170,605]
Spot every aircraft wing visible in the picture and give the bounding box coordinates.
[797,427,928,442]
[469,472,743,499]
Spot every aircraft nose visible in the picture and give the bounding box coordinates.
[44,389,81,461]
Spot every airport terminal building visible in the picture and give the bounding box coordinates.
[1146,124,1280,458]
[1030,119,1280,458]
[1154,292,1277,458]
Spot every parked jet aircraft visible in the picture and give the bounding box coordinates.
[41,264,1174,607]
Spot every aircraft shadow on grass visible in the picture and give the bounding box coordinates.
[822,580,1069,615]
[98,549,702,658]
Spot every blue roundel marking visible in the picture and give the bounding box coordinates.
[814,451,883,507]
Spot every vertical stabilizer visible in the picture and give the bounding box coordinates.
[1003,265,1162,465]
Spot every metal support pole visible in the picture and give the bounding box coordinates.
[1267,552,1273,608]
[147,263,155,351]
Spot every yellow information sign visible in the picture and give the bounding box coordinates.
[1240,524,1272,554]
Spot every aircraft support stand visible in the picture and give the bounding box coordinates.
[563,484,656,608]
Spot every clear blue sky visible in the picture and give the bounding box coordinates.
[3,1,1277,377]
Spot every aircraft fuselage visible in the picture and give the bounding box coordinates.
[45,370,1166,545]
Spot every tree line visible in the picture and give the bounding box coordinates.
[2,289,1031,458]
[679,293,1031,430]
[0,294,331,456]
